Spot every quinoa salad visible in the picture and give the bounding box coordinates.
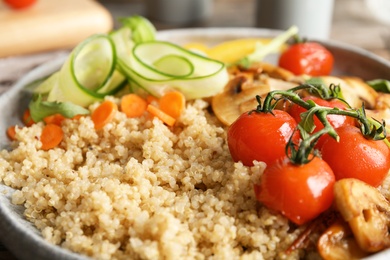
[0,97,302,260]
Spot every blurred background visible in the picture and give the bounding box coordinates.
[98,0,390,59]
[0,0,389,95]
[0,0,389,57]
[0,0,390,90]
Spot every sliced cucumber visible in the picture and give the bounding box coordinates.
[110,26,135,59]
[117,41,229,99]
[29,72,59,94]
[118,15,156,44]
[45,34,125,107]
[34,16,229,108]
[153,54,193,77]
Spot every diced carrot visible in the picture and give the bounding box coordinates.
[120,94,147,118]
[146,95,159,104]
[40,124,64,150]
[72,114,83,120]
[159,91,186,119]
[43,114,83,125]
[6,125,18,141]
[146,104,176,126]
[91,100,118,130]
[22,108,35,126]
[43,113,66,126]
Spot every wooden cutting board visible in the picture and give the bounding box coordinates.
[0,0,113,58]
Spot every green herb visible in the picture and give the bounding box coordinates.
[305,77,326,86]
[29,95,90,122]
[366,79,390,93]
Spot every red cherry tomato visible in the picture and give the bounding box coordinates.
[254,156,335,225]
[3,0,36,9]
[321,125,390,187]
[227,110,300,166]
[289,96,355,148]
[278,42,334,76]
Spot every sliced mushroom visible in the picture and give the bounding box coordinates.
[365,108,390,130]
[257,62,298,81]
[375,92,390,110]
[317,219,370,260]
[239,97,260,115]
[261,75,300,92]
[320,76,362,108]
[212,75,270,126]
[364,92,390,137]
[334,178,390,253]
[319,76,379,109]
[341,76,378,109]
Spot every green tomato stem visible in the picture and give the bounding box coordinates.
[257,83,387,165]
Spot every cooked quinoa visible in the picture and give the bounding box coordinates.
[0,97,312,260]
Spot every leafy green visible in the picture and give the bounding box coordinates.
[29,95,90,122]
[305,77,326,86]
[366,79,390,93]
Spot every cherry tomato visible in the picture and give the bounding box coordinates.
[3,0,37,9]
[278,42,334,76]
[321,125,390,187]
[227,110,300,166]
[254,156,335,225]
[289,96,355,148]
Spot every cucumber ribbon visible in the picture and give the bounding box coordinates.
[31,15,229,118]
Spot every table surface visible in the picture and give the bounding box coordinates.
[0,0,389,259]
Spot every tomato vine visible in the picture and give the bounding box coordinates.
[255,83,388,165]
[242,82,390,225]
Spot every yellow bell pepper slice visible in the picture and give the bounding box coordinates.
[183,42,210,53]
[205,38,278,64]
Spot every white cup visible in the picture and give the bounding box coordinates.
[255,0,335,39]
[145,0,212,26]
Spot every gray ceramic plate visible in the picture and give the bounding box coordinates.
[0,28,389,260]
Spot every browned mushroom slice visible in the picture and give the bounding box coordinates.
[365,108,390,128]
[258,62,297,81]
[375,92,390,110]
[317,219,370,260]
[334,178,390,253]
[319,76,378,109]
[366,93,390,135]
[341,76,378,109]
[239,98,258,115]
[261,75,300,92]
[320,76,362,108]
[238,88,287,114]
[212,76,270,126]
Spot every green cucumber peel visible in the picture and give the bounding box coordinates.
[117,41,229,99]
[30,15,227,107]
[118,15,156,43]
[44,34,126,107]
